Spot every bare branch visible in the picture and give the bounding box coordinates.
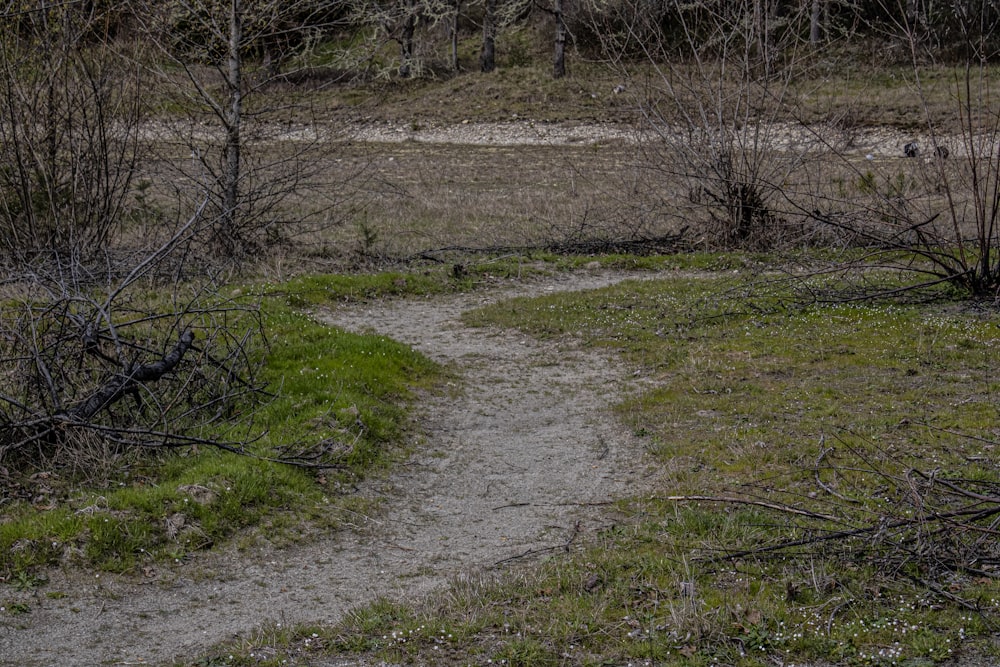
[66,329,195,422]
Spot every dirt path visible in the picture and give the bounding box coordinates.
[0,270,657,666]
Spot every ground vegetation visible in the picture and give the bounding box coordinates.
[2,1,1000,665]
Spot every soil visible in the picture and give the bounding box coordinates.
[0,269,661,667]
[337,119,925,159]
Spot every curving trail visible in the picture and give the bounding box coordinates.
[0,271,656,667]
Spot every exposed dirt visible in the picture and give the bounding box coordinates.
[336,119,927,159]
[0,269,661,667]
[151,114,937,158]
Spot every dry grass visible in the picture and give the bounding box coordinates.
[333,141,670,255]
[135,135,686,270]
[126,52,1000,274]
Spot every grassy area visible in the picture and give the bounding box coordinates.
[0,270,454,581]
[207,266,1000,666]
[0,257,718,586]
[9,19,1000,662]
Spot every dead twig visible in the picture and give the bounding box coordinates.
[815,440,860,504]
[494,521,582,566]
[660,494,841,523]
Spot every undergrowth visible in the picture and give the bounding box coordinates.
[0,271,445,580]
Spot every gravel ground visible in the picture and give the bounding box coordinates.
[147,116,943,160]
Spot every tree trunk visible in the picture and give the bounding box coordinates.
[221,0,243,255]
[553,0,566,79]
[810,0,822,45]
[399,0,417,78]
[451,0,461,72]
[480,0,496,73]
[753,0,779,76]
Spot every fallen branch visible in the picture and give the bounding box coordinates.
[815,441,860,504]
[671,495,1000,566]
[66,330,195,422]
[494,520,582,566]
[660,494,841,522]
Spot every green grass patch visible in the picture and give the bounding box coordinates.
[269,260,560,308]
[466,270,1000,485]
[254,268,1000,666]
[0,274,442,578]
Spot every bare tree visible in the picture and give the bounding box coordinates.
[553,0,567,78]
[594,0,823,250]
[822,0,1000,297]
[0,2,141,264]
[480,0,498,71]
[129,0,346,258]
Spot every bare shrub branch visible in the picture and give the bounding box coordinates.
[0,201,268,478]
[0,4,142,263]
[670,430,1000,614]
[592,0,835,250]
